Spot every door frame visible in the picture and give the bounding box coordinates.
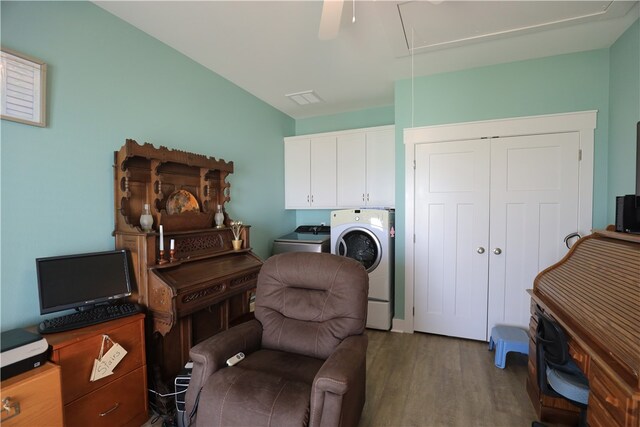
[398,111,597,334]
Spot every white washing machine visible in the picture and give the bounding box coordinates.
[331,209,394,330]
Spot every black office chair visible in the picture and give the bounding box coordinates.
[532,310,590,427]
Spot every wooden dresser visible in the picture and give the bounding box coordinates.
[44,314,148,427]
[0,363,63,426]
[527,229,640,427]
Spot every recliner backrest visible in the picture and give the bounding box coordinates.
[255,252,369,360]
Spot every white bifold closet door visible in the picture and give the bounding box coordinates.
[414,132,580,340]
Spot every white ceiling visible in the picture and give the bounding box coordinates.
[95,0,639,119]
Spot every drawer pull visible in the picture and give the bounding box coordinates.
[1,397,21,422]
[99,402,120,417]
[604,395,619,407]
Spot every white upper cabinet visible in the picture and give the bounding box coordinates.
[310,136,337,208]
[285,125,395,210]
[363,128,395,207]
[337,133,367,206]
[284,136,336,209]
[284,137,311,208]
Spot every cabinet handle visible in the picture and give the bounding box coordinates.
[605,395,619,407]
[362,194,365,202]
[1,397,21,422]
[477,247,485,254]
[493,248,502,255]
[307,195,310,203]
[99,402,120,417]
[311,195,314,203]
[366,193,370,202]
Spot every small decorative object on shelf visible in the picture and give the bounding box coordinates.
[158,249,168,264]
[140,203,153,232]
[214,205,225,228]
[170,239,177,262]
[231,221,244,250]
[158,225,168,264]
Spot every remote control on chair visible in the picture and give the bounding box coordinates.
[226,352,245,366]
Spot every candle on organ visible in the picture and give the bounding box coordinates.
[159,225,164,251]
[170,239,175,250]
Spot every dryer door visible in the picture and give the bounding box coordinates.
[335,227,382,273]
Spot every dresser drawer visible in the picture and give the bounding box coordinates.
[588,362,632,427]
[0,363,63,426]
[64,365,147,427]
[52,318,145,404]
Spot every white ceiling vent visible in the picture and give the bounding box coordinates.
[285,90,324,106]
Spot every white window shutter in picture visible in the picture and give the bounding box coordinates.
[1,48,47,127]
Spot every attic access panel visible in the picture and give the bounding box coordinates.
[399,1,635,52]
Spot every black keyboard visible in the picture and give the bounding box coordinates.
[38,303,142,334]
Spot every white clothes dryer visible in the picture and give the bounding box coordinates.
[331,209,395,330]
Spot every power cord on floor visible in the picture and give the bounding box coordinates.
[149,388,183,398]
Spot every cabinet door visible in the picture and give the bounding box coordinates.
[366,129,395,207]
[284,138,311,209]
[310,136,337,208]
[337,133,366,207]
[413,139,491,341]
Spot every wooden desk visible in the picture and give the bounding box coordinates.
[527,230,640,427]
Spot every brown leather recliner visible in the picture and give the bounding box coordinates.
[184,252,369,427]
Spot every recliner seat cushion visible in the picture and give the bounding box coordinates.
[240,349,324,385]
[198,367,311,427]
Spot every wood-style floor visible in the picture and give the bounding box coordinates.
[144,330,538,427]
[359,329,537,427]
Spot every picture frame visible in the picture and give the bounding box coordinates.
[1,47,47,127]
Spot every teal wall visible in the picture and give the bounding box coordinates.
[295,105,394,135]
[394,49,612,318]
[608,19,640,221]
[1,2,295,330]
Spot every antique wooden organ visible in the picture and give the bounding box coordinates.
[113,140,262,381]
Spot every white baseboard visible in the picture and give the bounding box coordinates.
[391,318,412,333]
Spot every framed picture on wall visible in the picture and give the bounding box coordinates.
[1,47,47,127]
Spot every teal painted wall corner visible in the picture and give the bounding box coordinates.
[608,18,640,222]
[295,105,394,136]
[1,2,295,331]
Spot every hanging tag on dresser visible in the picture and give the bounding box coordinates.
[90,335,128,382]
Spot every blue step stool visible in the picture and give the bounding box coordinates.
[488,325,529,369]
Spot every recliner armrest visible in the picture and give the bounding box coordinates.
[313,334,367,395]
[310,334,368,427]
[185,319,262,417]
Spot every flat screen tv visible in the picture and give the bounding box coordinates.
[36,249,132,314]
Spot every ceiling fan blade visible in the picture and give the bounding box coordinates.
[318,0,344,40]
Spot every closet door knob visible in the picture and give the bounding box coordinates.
[476,247,485,254]
[493,248,502,255]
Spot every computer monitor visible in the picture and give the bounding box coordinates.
[36,249,132,314]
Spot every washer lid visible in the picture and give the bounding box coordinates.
[275,232,331,244]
